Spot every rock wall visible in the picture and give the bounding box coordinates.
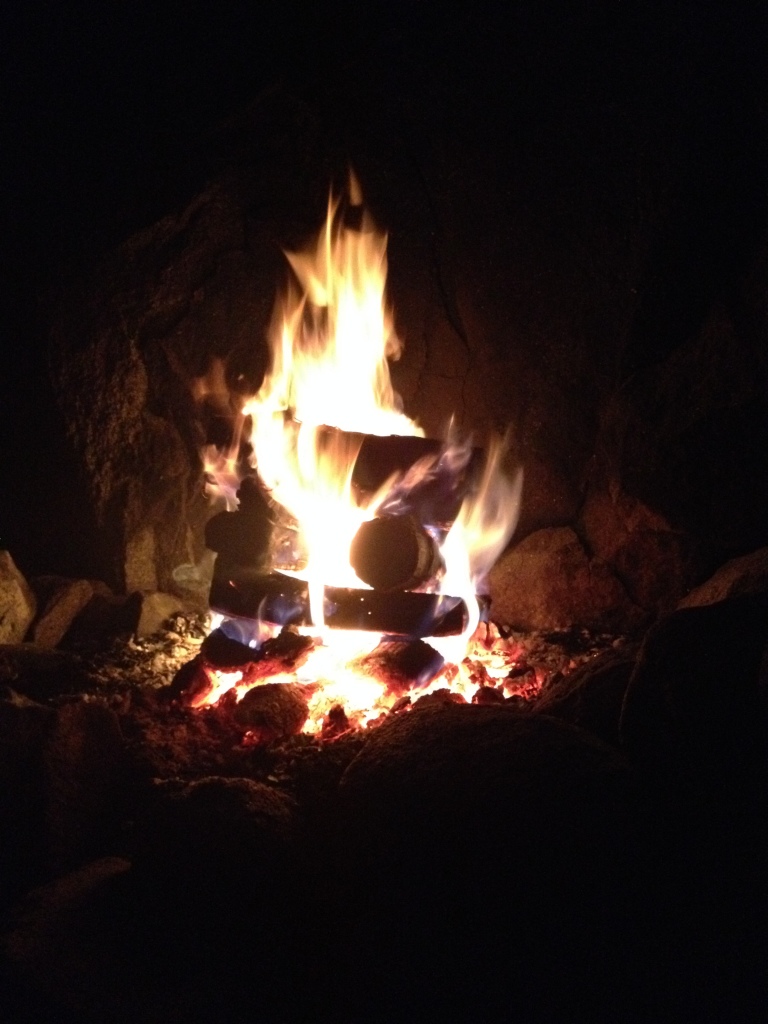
[38,26,768,628]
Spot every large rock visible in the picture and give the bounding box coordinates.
[581,488,691,615]
[620,593,768,792]
[334,703,656,1023]
[133,776,302,930]
[678,545,768,608]
[42,699,126,874]
[489,526,644,632]
[0,551,36,644]
[30,577,95,648]
[532,645,639,746]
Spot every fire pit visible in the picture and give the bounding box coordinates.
[178,180,523,731]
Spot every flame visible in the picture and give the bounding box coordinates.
[198,179,522,730]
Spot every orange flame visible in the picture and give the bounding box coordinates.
[199,179,522,729]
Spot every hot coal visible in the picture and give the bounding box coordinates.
[231,683,309,741]
[351,639,444,696]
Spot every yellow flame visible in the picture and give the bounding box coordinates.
[201,181,522,728]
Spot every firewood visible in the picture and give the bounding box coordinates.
[317,427,484,524]
[349,515,442,591]
[209,572,469,637]
[324,587,468,637]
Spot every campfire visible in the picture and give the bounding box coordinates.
[182,177,524,733]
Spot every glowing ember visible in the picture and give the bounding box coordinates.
[195,177,522,733]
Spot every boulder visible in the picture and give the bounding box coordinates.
[678,545,768,608]
[335,703,655,1022]
[133,776,301,931]
[532,645,639,746]
[0,551,36,644]
[489,526,644,632]
[31,578,95,648]
[134,590,198,637]
[42,699,126,874]
[581,488,691,615]
[620,592,768,791]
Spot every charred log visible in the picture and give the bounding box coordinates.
[209,571,470,636]
[317,427,484,524]
[204,475,301,571]
[204,510,273,569]
[349,515,443,591]
[324,587,468,637]
[209,572,311,626]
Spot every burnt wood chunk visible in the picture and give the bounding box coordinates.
[204,510,273,568]
[353,639,444,695]
[201,628,259,669]
[231,683,309,741]
[349,515,442,591]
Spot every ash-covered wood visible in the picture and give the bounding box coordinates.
[171,625,315,705]
[349,515,442,591]
[200,627,261,669]
[204,509,273,568]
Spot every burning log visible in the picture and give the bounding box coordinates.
[209,572,470,637]
[208,572,310,626]
[349,515,442,591]
[323,587,468,637]
[317,427,485,524]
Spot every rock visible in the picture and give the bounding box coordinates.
[0,550,36,643]
[1,858,134,1021]
[581,488,691,615]
[489,526,645,632]
[0,692,55,901]
[231,683,309,742]
[31,578,95,648]
[621,591,768,771]
[134,776,300,927]
[135,590,197,637]
[335,703,655,1022]
[0,644,91,701]
[57,589,142,650]
[42,699,126,873]
[678,545,768,608]
[532,646,639,746]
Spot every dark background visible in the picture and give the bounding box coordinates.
[1,1,766,576]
